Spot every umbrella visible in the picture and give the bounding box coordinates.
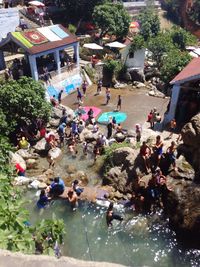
[29,1,45,7]
[83,43,103,50]
[105,41,126,49]
[130,21,139,29]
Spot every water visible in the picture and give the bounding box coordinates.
[25,191,200,267]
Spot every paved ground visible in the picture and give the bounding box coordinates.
[62,85,169,131]
[0,250,125,267]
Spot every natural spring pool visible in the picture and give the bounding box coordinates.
[25,190,200,267]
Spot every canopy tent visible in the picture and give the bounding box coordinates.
[105,41,126,49]
[83,43,103,50]
[28,1,45,7]
[130,21,139,29]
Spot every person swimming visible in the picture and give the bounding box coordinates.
[106,202,123,227]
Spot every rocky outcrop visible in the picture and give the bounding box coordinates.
[181,113,200,182]
[33,138,50,154]
[103,147,138,194]
[48,147,62,160]
[9,151,26,170]
[166,184,200,248]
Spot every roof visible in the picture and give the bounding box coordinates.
[0,24,78,55]
[170,57,200,85]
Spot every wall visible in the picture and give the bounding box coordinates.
[120,45,146,70]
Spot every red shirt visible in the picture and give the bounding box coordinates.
[15,163,25,173]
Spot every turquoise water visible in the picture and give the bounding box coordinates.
[25,191,200,267]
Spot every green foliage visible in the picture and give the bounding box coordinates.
[68,24,77,34]
[170,27,197,50]
[0,77,51,136]
[162,0,182,24]
[0,135,13,174]
[130,34,146,53]
[148,31,174,67]
[137,8,160,41]
[93,3,130,39]
[103,59,123,82]
[160,49,192,83]
[188,0,200,25]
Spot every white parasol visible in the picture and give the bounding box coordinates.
[28,1,45,7]
[105,41,126,49]
[83,43,103,50]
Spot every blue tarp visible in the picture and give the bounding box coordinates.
[47,85,59,99]
[50,25,69,39]
[98,112,127,124]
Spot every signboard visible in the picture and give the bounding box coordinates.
[0,8,19,41]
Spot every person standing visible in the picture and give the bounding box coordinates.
[82,80,87,96]
[117,95,122,111]
[168,119,176,139]
[58,90,63,104]
[106,202,123,227]
[106,87,111,105]
[107,120,113,139]
[77,88,83,103]
[97,79,102,94]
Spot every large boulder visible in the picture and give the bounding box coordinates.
[166,184,200,248]
[79,128,100,142]
[16,149,39,160]
[129,69,145,83]
[51,106,75,120]
[49,118,60,127]
[9,151,26,170]
[112,147,137,166]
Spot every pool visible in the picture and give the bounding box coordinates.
[25,191,200,267]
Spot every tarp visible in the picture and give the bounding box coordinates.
[29,1,45,7]
[83,43,103,50]
[81,106,102,121]
[105,41,126,49]
[98,112,127,124]
[50,25,69,39]
[37,27,61,42]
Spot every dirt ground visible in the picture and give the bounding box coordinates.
[62,85,169,131]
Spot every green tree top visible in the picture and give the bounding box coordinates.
[0,77,51,135]
[93,3,130,39]
[137,8,160,41]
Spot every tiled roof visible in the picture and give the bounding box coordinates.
[170,57,200,84]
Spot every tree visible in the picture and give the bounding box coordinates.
[187,0,200,25]
[93,3,130,39]
[147,32,174,68]
[170,27,197,50]
[130,34,146,53]
[137,8,160,41]
[160,49,192,83]
[0,77,51,136]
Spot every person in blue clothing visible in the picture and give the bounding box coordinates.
[77,88,83,103]
[57,122,66,145]
[37,189,50,209]
[48,177,65,198]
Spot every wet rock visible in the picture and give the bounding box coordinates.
[51,107,63,119]
[166,184,200,248]
[16,149,39,160]
[66,165,77,174]
[38,182,48,189]
[48,147,62,160]
[105,166,129,193]
[49,118,60,127]
[114,132,126,143]
[112,147,137,166]
[114,82,127,89]
[9,151,26,170]
[148,89,165,98]
[14,176,31,186]
[26,159,38,170]
[80,128,99,142]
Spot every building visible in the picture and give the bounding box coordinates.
[123,0,161,16]
[164,57,200,125]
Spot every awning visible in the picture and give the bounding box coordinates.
[105,41,126,49]
[83,43,103,50]
[28,1,45,7]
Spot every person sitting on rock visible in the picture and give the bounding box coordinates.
[72,179,84,196]
[15,163,25,176]
[140,141,151,174]
[116,123,122,133]
[47,177,65,198]
[18,136,30,150]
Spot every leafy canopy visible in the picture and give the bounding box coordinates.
[130,34,146,53]
[170,27,197,50]
[160,49,192,83]
[93,3,130,38]
[137,7,160,41]
[0,77,51,135]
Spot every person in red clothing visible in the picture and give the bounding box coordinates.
[15,163,25,176]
